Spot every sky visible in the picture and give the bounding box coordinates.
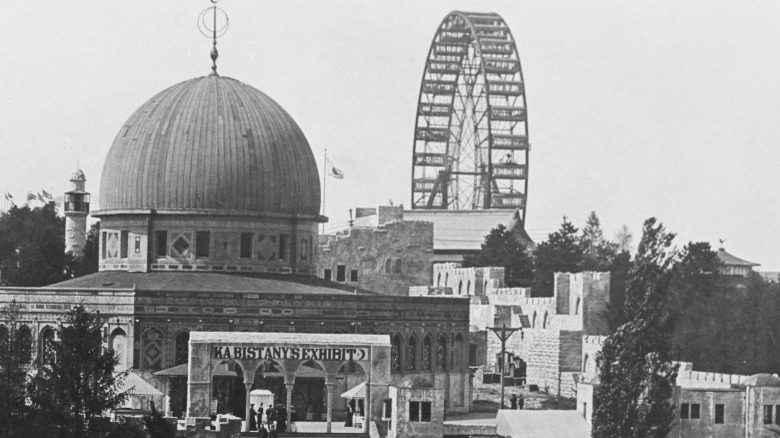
[1,1,779,269]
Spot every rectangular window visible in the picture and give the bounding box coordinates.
[301,239,308,260]
[101,231,107,259]
[240,233,253,259]
[715,404,724,424]
[324,269,332,281]
[420,401,432,422]
[409,401,419,422]
[382,399,392,419]
[350,269,358,282]
[196,231,210,258]
[765,405,773,425]
[120,231,129,258]
[690,403,700,420]
[336,265,346,282]
[134,236,141,254]
[279,234,289,261]
[469,343,478,366]
[155,231,167,257]
[776,406,780,425]
[680,403,689,419]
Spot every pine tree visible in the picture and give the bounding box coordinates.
[533,217,584,296]
[581,212,619,271]
[462,224,534,287]
[592,218,679,438]
[28,305,128,438]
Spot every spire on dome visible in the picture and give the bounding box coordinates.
[198,0,229,75]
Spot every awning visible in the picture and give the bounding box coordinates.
[153,363,239,377]
[119,372,163,396]
[340,382,366,399]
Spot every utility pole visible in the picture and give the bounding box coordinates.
[489,324,521,409]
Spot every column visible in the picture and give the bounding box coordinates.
[285,383,294,430]
[243,382,253,432]
[325,382,334,433]
[364,381,371,433]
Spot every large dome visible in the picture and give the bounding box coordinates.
[98,75,321,217]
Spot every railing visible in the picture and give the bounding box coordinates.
[491,134,528,150]
[490,106,526,122]
[488,81,524,96]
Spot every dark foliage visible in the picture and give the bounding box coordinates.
[0,203,71,286]
[0,301,32,437]
[533,217,585,296]
[463,224,534,287]
[592,218,678,438]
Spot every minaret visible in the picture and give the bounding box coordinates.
[64,168,90,257]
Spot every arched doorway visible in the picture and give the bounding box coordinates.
[212,359,247,417]
[293,360,326,423]
[39,326,55,364]
[251,359,286,423]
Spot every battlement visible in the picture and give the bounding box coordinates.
[582,335,607,346]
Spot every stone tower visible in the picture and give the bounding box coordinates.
[64,168,90,257]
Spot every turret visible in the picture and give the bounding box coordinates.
[64,168,90,257]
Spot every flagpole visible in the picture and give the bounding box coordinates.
[322,148,327,235]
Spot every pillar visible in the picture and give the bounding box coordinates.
[285,383,294,429]
[325,382,334,433]
[364,381,371,433]
[243,369,255,432]
[244,382,253,432]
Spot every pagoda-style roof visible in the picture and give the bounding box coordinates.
[716,249,759,267]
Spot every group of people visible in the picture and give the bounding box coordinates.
[509,393,525,410]
[249,402,298,437]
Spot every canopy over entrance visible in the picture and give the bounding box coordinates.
[341,382,367,399]
[186,332,391,433]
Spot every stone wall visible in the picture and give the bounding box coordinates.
[318,217,433,296]
[389,385,445,438]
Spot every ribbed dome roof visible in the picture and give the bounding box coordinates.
[98,75,321,217]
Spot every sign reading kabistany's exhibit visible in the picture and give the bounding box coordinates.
[213,345,368,361]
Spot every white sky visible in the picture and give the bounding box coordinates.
[1,1,779,269]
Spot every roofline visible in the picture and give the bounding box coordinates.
[92,208,328,223]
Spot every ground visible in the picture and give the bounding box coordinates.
[469,383,576,413]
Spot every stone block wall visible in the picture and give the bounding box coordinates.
[389,385,445,438]
[432,264,504,296]
[318,220,433,296]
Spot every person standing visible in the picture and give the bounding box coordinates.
[517,393,524,410]
[510,394,518,409]
[258,402,264,425]
[344,403,353,427]
[257,423,269,438]
[249,404,257,431]
[269,424,278,438]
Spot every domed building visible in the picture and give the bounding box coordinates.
[0,69,471,432]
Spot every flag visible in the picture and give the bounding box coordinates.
[41,189,53,200]
[37,192,46,203]
[26,192,35,201]
[326,158,345,179]
[3,191,11,201]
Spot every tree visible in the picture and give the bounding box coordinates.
[28,305,128,438]
[592,218,679,438]
[615,224,634,253]
[580,212,619,271]
[533,217,584,296]
[463,224,534,287]
[0,203,71,286]
[0,300,33,437]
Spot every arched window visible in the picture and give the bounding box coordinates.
[437,335,448,371]
[142,328,164,371]
[453,334,464,370]
[175,331,190,365]
[406,336,417,372]
[109,328,128,371]
[543,312,549,329]
[532,311,537,328]
[437,273,441,287]
[583,354,589,373]
[575,297,581,315]
[467,280,471,295]
[422,336,432,371]
[445,273,449,287]
[458,280,463,295]
[17,325,31,364]
[39,327,55,364]
[391,335,402,372]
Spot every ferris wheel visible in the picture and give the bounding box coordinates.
[411,11,529,221]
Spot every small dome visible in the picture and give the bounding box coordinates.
[742,374,780,387]
[98,75,321,217]
[70,168,86,181]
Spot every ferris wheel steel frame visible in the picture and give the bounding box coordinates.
[411,11,529,222]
